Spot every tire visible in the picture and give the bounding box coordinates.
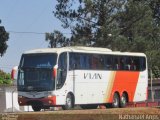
[120,93,128,108]
[62,93,74,110]
[112,93,120,108]
[32,105,42,111]
[80,104,98,109]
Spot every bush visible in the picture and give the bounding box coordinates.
[0,70,12,85]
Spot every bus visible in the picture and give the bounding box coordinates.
[17,46,148,111]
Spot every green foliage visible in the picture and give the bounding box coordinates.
[152,66,160,78]
[45,30,69,48]
[150,0,160,25]
[0,70,12,85]
[0,22,9,57]
[53,0,160,77]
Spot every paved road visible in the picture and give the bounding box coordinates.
[1,107,160,120]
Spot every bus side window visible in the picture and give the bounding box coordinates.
[98,55,104,70]
[139,57,146,71]
[79,54,90,70]
[69,53,82,70]
[120,57,125,70]
[104,55,112,70]
[130,58,136,71]
[79,54,84,69]
[113,56,120,70]
[86,55,91,70]
[121,56,130,70]
[124,57,130,70]
[134,57,140,71]
[76,55,80,69]
[91,55,98,69]
[69,53,76,70]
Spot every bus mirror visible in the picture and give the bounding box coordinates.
[11,66,18,80]
[53,65,58,79]
[53,68,57,79]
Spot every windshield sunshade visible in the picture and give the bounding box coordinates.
[20,53,57,68]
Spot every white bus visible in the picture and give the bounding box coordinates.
[17,46,148,111]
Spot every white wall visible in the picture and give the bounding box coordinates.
[5,87,19,112]
[0,86,33,112]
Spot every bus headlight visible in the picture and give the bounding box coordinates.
[46,95,56,105]
[48,95,52,98]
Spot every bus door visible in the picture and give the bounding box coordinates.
[69,53,85,103]
[56,52,67,89]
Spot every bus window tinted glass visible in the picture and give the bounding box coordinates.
[69,53,146,71]
[69,53,91,70]
[104,55,113,70]
[20,53,57,68]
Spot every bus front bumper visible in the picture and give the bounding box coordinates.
[18,95,56,106]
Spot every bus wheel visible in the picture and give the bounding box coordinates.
[112,93,120,108]
[62,93,74,110]
[120,93,128,108]
[32,105,42,111]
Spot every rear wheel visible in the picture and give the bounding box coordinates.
[112,93,120,108]
[32,105,42,111]
[62,93,74,110]
[120,93,128,108]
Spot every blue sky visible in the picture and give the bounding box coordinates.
[0,0,69,73]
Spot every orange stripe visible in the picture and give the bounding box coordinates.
[108,71,140,102]
[104,71,116,102]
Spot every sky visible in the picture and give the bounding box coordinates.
[0,0,70,73]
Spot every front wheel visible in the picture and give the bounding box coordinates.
[62,93,74,110]
[32,105,42,111]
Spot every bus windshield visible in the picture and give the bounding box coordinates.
[20,53,57,68]
[17,53,57,92]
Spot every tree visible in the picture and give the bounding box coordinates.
[45,30,69,48]
[54,0,126,48]
[53,0,160,77]
[150,0,160,26]
[0,20,9,56]
[116,1,152,50]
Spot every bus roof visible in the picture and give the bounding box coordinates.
[24,46,146,57]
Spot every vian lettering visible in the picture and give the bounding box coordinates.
[84,73,102,79]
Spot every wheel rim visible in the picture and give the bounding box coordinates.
[121,95,126,105]
[112,93,119,108]
[120,94,127,107]
[66,96,72,108]
[113,97,118,106]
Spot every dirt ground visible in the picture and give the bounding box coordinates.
[1,107,160,120]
